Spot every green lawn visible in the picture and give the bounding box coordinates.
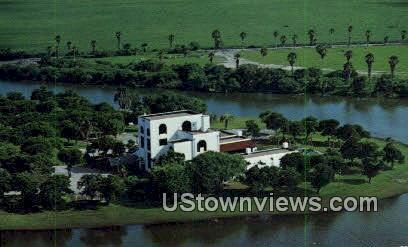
[89,52,224,66]
[240,45,408,75]
[0,0,406,52]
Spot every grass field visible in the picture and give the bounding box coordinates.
[0,0,406,52]
[240,45,408,75]
[88,52,224,66]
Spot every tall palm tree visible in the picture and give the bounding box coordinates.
[72,46,77,61]
[158,50,165,61]
[115,31,122,50]
[384,36,389,45]
[168,34,175,48]
[234,53,241,68]
[401,30,407,42]
[239,32,247,47]
[388,55,399,78]
[329,28,335,47]
[365,53,375,81]
[307,29,316,46]
[90,40,97,54]
[315,44,328,62]
[365,30,372,47]
[211,29,222,49]
[46,46,52,56]
[220,114,234,129]
[260,47,268,57]
[55,35,61,58]
[141,43,148,52]
[344,50,353,62]
[280,35,287,47]
[287,52,297,75]
[208,51,215,63]
[347,25,353,47]
[273,31,279,48]
[292,34,298,48]
[66,41,72,52]
[343,62,353,80]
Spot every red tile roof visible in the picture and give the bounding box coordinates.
[220,140,256,152]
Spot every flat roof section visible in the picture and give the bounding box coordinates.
[220,136,251,144]
[242,148,296,158]
[140,110,199,120]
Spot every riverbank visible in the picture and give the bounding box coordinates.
[1,130,407,230]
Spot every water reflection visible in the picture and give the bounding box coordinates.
[0,80,407,142]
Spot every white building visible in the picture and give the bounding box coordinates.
[136,110,296,170]
[243,148,298,170]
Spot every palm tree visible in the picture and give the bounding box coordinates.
[292,34,298,48]
[168,34,175,48]
[365,53,375,81]
[347,25,353,47]
[384,36,389,45]
[344,50,353,62]
[307,29,316,46]
[90,40,97,54]
[158,50,165,61]
[66,41,72,52]
[115,31,122,50]
[220,114,234,129]
[141,43,148,52]
[365,30,372,47]
[234,53,241,68]
[343,62,353,80]
[208,51,215,63]
[260,47,268,57]
[329,28,335,47]
[72,46,77,61]
[287,52,297,75]
[315,44,328,62]
[401,30,407,42]
[239,32,247,47]
[46,46,52,56]
[388,55,399,78]
[280,35,287,47]
[211,29,222,49]
[273,31,279,48]
[55,35,61,58]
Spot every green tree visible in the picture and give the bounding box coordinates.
[244,166,279,192]
[90,40,97,54]
[401,30,407,42]
[277,168,300,190]
[287,52,297,75]
[98,175,125,204]
[261,112,287,136]
[310,163,335,193]
[151,163,191,195]
[77,174,100,199]
[289,121,304,140]
[318,119,340,146]
[384,36,389,45]
[280,152,305,174]
[361,158,381,183]
[315,44,328,63]
[188,152,246,194]
[340,137,361,161]
[383,142,404,168]
[208,51,215,63]
[292,34,298,48]
[39,175,72,210]
[234,53,241,68]
[58,148,83,177]
[365,53,375,81]
[220,114,234,129]
[211,29,222,49]
[157,50,165,61]
[239,32,247,46]
[66,41,72,52]
[347,25,353,47]
[168,34,175,48]
[343,61,353,81]
[302,116,318,142]
[307,29,316,46]
[280,35,287,46]
[141,43,148,52]
[0,168,12,202]
[329,28,335,47]
[115,31,122,50]
[273,31,279,48]
[245,120,260,136]
[388,55,399,78]
[260,47,268,57]
[365,30,372,47]
[55,35,61,59]
[155,149,185,166]
[15,172,40,212]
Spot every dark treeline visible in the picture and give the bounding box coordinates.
[1,57,407,98]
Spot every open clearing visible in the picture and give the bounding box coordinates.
[0,0,406,52]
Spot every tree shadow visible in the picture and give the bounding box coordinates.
[337,178,367,185]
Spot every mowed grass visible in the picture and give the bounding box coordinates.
[240,45,408,75]
[0,0,406,52]
[88,52,224,66]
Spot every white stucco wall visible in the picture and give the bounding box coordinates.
[245,150,298,170]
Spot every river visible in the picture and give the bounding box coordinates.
[1,194,407,246]
[1,80,407,142]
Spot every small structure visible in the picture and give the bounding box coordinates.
[242,147,298,170]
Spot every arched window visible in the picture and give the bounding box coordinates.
[197,140,207,152]
[159,124,167,134]
[140,126,144,135]
[182,121,192,131]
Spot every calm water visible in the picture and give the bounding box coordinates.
[1,80,407,142]
[1,194,408,247]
